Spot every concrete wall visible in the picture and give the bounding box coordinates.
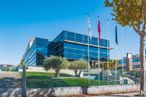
[88,84,139,95]
[0,84,140,97]
[28,87,82,97]
[119,76,135,84]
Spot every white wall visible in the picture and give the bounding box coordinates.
[0,84,140,97]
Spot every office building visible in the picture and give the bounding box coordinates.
[119,52,146,71]
[23,30,110,67]
[23,37,49,66]
[48,30,110,68]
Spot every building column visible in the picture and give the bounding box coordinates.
[126,53,133,71]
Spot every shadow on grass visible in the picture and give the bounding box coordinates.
[26,77,116,88]
[60,73,74,77]
[26,72,118,88]
[0,77,22,88]
[27,77,72,88]
[26,72,74,88]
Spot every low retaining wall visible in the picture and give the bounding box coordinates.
[28,87,82,97]
[88,84,139,95]
[0,84,140,97]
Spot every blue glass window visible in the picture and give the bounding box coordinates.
[67,36,75,41]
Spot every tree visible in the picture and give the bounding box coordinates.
[105,0,146,94]
[69,60,88,77]
[19,59,24,67]
[100,60,119,71]
[44,56,69,77]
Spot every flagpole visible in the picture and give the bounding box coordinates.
[115,38,117,83]
[115,24,118,84]
[98,35,100,85]
[107,19,110,84]
[98,16,100,85]
[121,28,124,75]
[88,29,90,84]
[87,13,91,85]
[114,60,117,83]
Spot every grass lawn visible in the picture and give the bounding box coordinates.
[24,72,117,88]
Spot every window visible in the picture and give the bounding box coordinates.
[67,32,75,37]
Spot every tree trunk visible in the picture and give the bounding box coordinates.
[140,35,145,95]
[74,70,78,77]
[55,69,60,78]
[77,70,82,77]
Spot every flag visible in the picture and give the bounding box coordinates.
[87,15,92,40]
[98,17,101,40]
[115,24,118,45]
[97,17,101,84]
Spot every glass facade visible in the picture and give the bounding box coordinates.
[48,31,110,63]
[23,37,49,66]
[23,31,110,67]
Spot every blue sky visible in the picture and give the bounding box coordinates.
[0,0,141,64]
